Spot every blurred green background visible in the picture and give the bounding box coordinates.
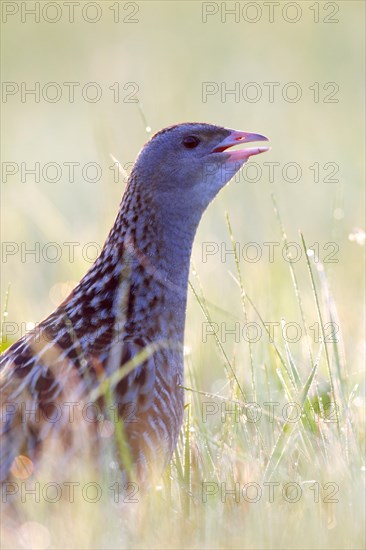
[1,3,365,549]
[1,0,365,387]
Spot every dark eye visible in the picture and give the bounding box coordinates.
[182,136,200,149]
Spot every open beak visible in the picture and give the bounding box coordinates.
[212,129,270,161]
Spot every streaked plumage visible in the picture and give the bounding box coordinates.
[0,122,269,482]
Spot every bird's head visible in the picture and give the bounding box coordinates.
[131,122,270,216]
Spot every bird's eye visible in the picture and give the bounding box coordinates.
[182,136,200,149]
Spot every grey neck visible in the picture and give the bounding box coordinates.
[87,186,204,343]
[125,197,201,342]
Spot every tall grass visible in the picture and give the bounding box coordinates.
[1,204,365,550]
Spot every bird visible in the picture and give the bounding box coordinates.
[0,122,269,483]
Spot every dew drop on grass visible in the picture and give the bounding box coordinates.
[348,228,365,246]
[19,522,50,550]
[183,345,191,356]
